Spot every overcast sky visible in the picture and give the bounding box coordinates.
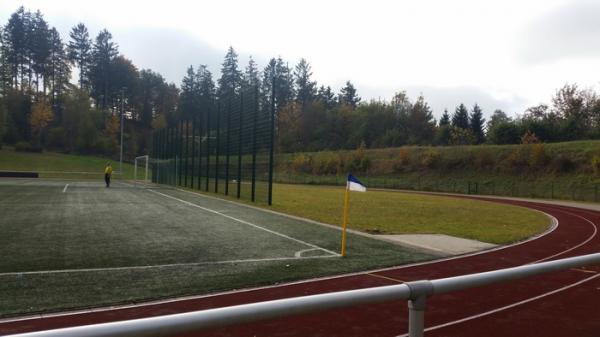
[2,0,600,118]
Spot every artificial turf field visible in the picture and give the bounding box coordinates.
[0,178,435,318]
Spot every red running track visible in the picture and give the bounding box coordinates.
[2,197,600,337]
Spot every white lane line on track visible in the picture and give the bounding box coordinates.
[0,255,338,277]
[530,206,597,264]
[396,273,600,337]
[62,184,69,193]
[148,189,341,257]
[394,207,600,336]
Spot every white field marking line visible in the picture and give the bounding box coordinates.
[529,206,597,264]
[0,200,561,324]
[149,189,341,257]
[62,184,69,193]
[0,255,338,277]
[396,273,600,337]
[394,209,600,337]
[294,248,321,258]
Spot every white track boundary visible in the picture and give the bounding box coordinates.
[396,273,600,337]
[392,203,600,336]
[148,189,340,257]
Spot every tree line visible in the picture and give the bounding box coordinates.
[1,6,599,158]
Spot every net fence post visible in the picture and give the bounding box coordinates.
[251,85,258,202]
[237,91,243,199]
[144,155,148,182]
[205,100,211,192]
[215,100,221,193]
[185,119,189,187]
[178,120,183,187]
[225,96,232,196]
[268,74,275,205]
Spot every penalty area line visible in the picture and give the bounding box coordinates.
[148,189,341,257]
[0,255,339,277]
[62,184,69,193]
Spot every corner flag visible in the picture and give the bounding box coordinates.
[341,174,367,257]
[347,174,367,192]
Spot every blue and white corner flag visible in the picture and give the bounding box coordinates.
[347,174,367,192]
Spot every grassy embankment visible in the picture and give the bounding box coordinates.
[0,147,137,179]
[276,140,600,202]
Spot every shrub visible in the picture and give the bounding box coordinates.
[420,149,440,169]
[551,154,576,173]
[521,130,539,144]
[291,153,313,174]
[47,127,66,150]
[501,147,526,172]
[393,148,412,172]
[473,151,495,170]
[15,141,42,153]
[311,153,339,175]
[529,143,549,169]
[346,142,371,173]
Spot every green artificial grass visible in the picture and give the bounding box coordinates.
[0,180,433,317]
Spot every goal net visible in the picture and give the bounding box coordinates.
[134,156,179,188]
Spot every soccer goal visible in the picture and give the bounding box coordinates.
[134,155,150,186]
[136,156,178,187]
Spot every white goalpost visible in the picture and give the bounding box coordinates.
[134,155,149,185]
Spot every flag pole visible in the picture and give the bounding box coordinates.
[341,179,350,257]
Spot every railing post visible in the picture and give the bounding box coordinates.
[408,295,427,337]
[406,280,434,337]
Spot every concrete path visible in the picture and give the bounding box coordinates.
[376,234,497,256]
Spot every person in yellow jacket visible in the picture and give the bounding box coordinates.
[104,163,113,187]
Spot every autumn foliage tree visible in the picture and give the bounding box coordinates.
[30,98,53,147]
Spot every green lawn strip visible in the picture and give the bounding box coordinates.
[0,148,137,179]
[175,182,549,245]
[269,184,549,245]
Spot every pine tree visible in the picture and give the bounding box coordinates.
[30,10,50,94]
[0,25,12,95]
[469,104,485,144]
[317,85,337,109]
[452,103,469,129]
[439,109,450,126]
[67,23,92,89]
[217,46,241,100]
[261,57,294,112]
[179,65,198,120]
[407,95,435,144]
[339,81,361,108]
[197,64,215,104]
[242,56,260,90]
[90,29,118,110]
[3,7,29,91]
[293,58,316,107]
[47,27,70,109]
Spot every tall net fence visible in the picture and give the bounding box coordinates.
[151,85,275,204]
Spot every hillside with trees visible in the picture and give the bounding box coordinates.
[1,6,600,160]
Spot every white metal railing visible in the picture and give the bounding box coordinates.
[7,252,600,337]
